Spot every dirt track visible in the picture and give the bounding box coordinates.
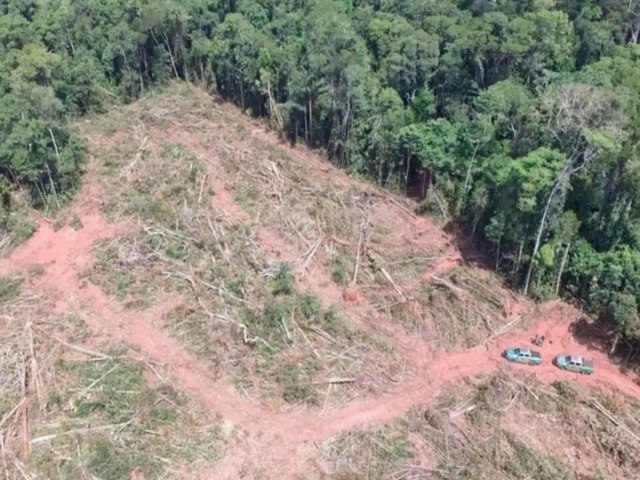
[2,188,640,478]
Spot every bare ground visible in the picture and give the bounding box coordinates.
[1,83,640,479]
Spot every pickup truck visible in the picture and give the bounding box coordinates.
[554,355,594,375]
[502,347,542,365]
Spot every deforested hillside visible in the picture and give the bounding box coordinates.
[1,84,639,479]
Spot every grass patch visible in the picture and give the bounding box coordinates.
[1,292,222,480]
[418,267,508,348]
[330,255,351,286]
[233,182,261,216]
[55,313,90,342]
[321,423,413,479]
[279,361,320,405]
[91,237,158,309]
[243,292,345,353]
[0,276,22,303]
[270,263,296,295]
[0,205,36,254]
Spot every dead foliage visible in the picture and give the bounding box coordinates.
[322,371,640,479]
[420,267,513,349]
[83,85,529,356]
[80,97,402,408]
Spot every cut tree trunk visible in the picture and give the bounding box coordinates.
[162,33,179,80]
[404,153,411,194]
[514,241,524,276]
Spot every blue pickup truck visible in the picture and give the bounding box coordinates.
[502,347,542,365]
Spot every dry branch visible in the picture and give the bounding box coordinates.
[495,392,520,412]
[73,365,117,402]
[430,275,468,299]
[513,378,539,401]
[198,172,209,204]
[379,266,407,301]
[0,399,26,431]
[238,324,273,351]
[294,321,323,361]
[206,215,231,262]
[30,421,133,445]
[320,382,332,417]
[0,434,8,480]
[484,316,522,344]
[448,404,476,419]
[122,358,169,385]
[300,237,323,273]
[52,337,113,360]
[386,196,417,219]
[26,324,42,402]
[12,460,35,480]
[19,356,28,457]
[367,251,407,301]
[329,236,354,248]
[312,378,355,385]
[352,229,364,285]
[120,127,148,181]
[591,399,640,445]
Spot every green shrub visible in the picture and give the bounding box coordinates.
[280,363,317,405]
[271,263,295,295]
[331,257,350,286]
[0,276,22,302]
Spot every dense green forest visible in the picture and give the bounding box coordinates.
[1,0,640,352]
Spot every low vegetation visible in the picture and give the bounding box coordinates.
[0,276,22,303]
[0,200,37,254]
[2,0,640,355]
[421,267,510,348]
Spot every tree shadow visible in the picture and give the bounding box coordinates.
[570,316,610,353]
[570,317,640,377]
[442,222,492,269]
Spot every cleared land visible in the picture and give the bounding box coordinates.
[0,84,639,479]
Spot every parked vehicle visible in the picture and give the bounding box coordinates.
[554,355,594,375]
[502,347,542,365]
